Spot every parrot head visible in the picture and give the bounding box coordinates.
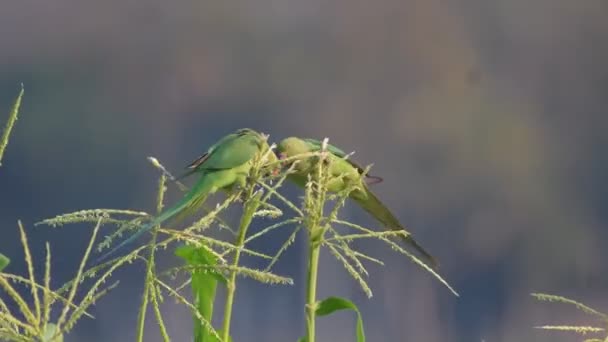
[275,137,316,175]
[276,137,311,161]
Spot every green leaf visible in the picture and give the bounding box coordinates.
[41,323,64,342]
[175,244,224,342]
[297,296,366,342]
[316,296,365,342]
[0,253,9,272]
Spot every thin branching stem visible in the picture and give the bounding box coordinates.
[221,189,262,342]
[155,278,221,341]
[221,145,279,342]
[137,174,168,342]
[532,292,608,342]
[0,273,94,319]
[42,244,52,335]
[304,139,332,342]
[0,264,36,331]
[264,225,302,272]
[256,178,303,216]
[17,221,41,328]
[150,283,170,341]
[306,238,321,342]
[55,217,102,338]
[159,228,270,261]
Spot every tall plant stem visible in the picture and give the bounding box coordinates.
[136,174,169,342]
[221,189,262,342]
[305,237,321,342]
[304,148,330,342]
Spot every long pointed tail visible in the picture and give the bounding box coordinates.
[352,188,439,269]
[96,176,212,263]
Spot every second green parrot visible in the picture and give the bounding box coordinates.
[98,128,276,262]
[276,137,438,268]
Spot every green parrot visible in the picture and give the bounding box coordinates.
[276,137,438,268]
[98,128,276,262]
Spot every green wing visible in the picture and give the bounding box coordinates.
[178,129,262,180]
[199,130,261,170]
[303,138,382,184]
[98,129,263,263]
[303,138,349,158]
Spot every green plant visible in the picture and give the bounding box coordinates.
[0,220,117,342]
[135,173,171,342]
[532,293,608,342]
[0,254,9,273]
[175,243,225,342]
[1,86,98,341]
[36,151,293,342]
[262,139,458,342]
[3,85,458,341]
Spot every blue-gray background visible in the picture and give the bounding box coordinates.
[1,1,607,341]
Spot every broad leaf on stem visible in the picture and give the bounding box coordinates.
[175,244,226,342]
[298,296,366,342]
[0,253,9,271]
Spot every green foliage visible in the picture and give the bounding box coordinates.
[35,148,294,342]
[299,296,365,342]
[532,293,608,342]
[7,121,458,342]
[175,244,225,342]
[0,84,24,167]
[316,297,365,342]
[272,138,458,342]
[0,221,117,342]
[220,145,289,342]
[0,254,9,272]
[5,84,605,342]
[1,90,117,341]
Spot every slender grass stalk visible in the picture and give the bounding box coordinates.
[532,292,608,342]
[150,175,171,342]
[220,144,280,342]
[136,174,169,342]
[17,221,41,327]
[0,84,24,167]
[305,240,321,342]
[41,244,52,334]
[150,284,170,341]
[53,218,103,339]
[303,141,332,342]
[221,189,262,342]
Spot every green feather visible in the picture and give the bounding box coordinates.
[97,128,272,262]
[299,138,382,184]
[277,137,438,269]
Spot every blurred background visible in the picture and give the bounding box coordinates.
[1,0,607,341]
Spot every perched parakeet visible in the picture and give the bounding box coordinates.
[276,137,438,268]
[98,128,276,262]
